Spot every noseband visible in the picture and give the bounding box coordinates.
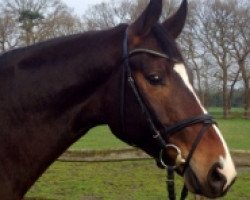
[121,30,216,200]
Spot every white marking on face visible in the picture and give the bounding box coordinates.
[214,125,237,189]
[174,63,237,189]
[173,64,207,114]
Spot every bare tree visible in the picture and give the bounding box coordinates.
[0,0,82,46]
[37,3,82,40]
[82,0,138,30]
[195,0,243,118]
[179,1,207,104]
[172,0,250,116]
[228,0,250,118]
[0,9,19,52]
[1,0,49,45]
[82,0,178,31]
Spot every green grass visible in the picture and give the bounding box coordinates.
[208,107,244,119]
[208,107,249,150]
[216,118,250,150]
[26,160,250,200]
[71,126,128,150]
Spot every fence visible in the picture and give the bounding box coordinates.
[56,149,250,200]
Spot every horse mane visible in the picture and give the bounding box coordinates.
[0,24,127,72]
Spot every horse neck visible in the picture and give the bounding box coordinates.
[0,25,126,198]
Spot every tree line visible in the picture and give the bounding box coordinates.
[0,0,249,118]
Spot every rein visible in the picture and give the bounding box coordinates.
[121,30,216,200]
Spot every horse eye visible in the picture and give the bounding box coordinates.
[147,74,162,85]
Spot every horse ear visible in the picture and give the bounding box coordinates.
[128,0,162,43]
[162,0,188,39]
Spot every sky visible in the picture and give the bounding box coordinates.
[62,0,109,16]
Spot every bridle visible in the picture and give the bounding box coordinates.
[121,29,216,200]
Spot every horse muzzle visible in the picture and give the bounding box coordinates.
[184,163,235,198]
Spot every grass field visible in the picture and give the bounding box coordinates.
[208,107,244,118]
[26,161,250,200]
[25,108,249,200]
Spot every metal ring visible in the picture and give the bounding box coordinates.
[159,144,184,169]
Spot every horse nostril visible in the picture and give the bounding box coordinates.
[207,162,227,195]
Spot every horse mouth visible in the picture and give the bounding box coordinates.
[184,166,202,195]
[183,166,232,199]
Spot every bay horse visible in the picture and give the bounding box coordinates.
[0,0,236,199]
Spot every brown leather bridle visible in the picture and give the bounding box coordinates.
[121,29,216,200]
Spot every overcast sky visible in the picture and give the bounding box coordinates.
[62,0,109,16]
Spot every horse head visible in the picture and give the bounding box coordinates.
[105,0,237,198]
